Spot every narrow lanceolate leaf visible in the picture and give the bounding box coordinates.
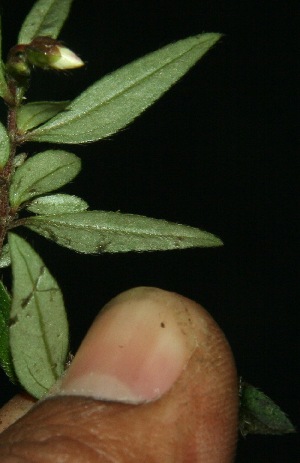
[0,280,16,382]
[26,193,88,215]
[27,33,222,144]
[18,0,74,44]
[0,121,10,169]
[17,101,70,133]
[8,233,69,399]
[24,210,223,254]
[239,381,296,436]
[9,150,81,208]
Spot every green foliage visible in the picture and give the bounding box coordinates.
[18,0,74,45]
[0,1,225,401]
[0,5,293,438]
[0,243,11,268]
[239,381,296,436]
[0,120,9,168]
[8,233,69,399]
[17,101,70,133]
[0,16,10,100]
[0,281,16,382]
[26,33,221,144]
[26,194,88,215]
[9,150,81,208]
[24,210,223,254]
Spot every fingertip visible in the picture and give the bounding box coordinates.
[58,287,238,461]
[59,287,198,403]
[0,288,238,462]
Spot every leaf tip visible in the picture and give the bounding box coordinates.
[239,381,296,436]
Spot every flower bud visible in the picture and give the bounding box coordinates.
[6,45,31,79]
[26,37,84,70]
[48,46,84,70]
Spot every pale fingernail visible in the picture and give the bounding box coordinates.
[59,287,197,403]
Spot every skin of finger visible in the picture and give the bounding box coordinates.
[0,393,36,434]
[0,289,238,463]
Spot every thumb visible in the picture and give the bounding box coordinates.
[0,287,238,462]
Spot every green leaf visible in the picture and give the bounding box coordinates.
[0,64,9,101]
[0,280,16,382]
[17,101,70,133]
[9,150,81,208]
[8,233,69,399]
[27,193,88,215]
[27,33,221,144]
[18,0,74,44]
[0,120,10,169]
[239,381,296,436]
[0,16,10,101]
[23,210,223,254]
[0,243,11,268]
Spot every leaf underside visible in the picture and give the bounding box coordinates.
[9,150,81,208]
[23,210,223,254]
[26,193,88,215]
[8,233,69,399]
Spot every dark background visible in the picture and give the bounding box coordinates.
[0,1,298,461]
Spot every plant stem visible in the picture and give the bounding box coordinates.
[0,81,22,255]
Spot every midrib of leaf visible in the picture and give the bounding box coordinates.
[19,162,77,197]
[33,2,60,38]
[31,163,76,186]
[17,248,57,383]
[35,35,215,132]
[33,215,216,243]
[43,219,125,233]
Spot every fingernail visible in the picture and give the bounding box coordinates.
[59,287,197,403]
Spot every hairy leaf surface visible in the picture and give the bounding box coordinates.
[0,281,15,382]
[18,0,74,44]
[0,243,11,268]
[9,233,69,399]
[28,33,221,144]
[9,150,81,208]
[239,381,295,436]
[27,193,88,215]
[0,120,9,168]
[17,101,70,133]
[24,210,223,254]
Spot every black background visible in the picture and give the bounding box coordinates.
[0,1,298,461]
